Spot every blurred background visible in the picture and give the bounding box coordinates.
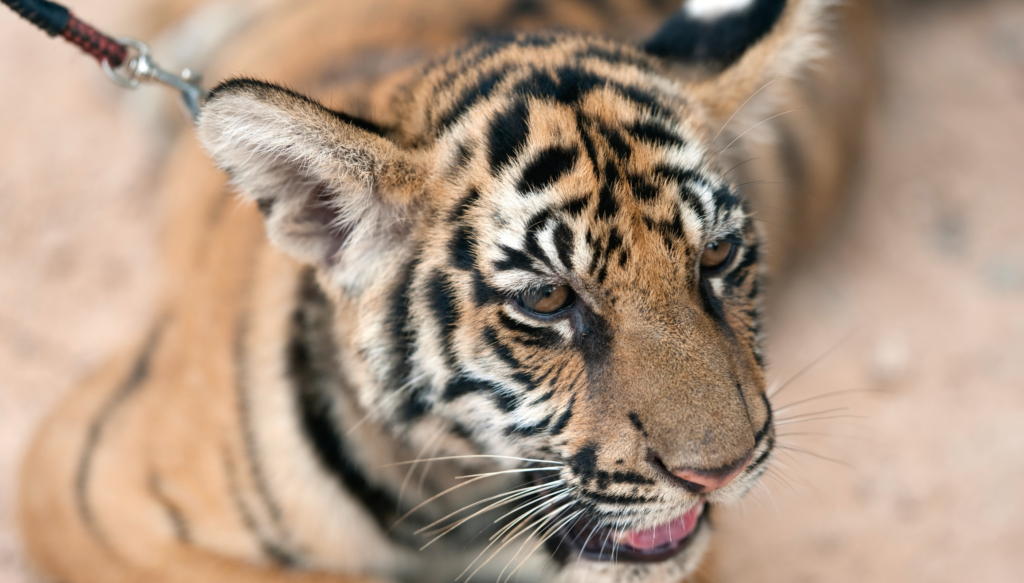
[1,0,1023,581]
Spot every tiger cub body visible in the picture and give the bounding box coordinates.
[19,1,873,582]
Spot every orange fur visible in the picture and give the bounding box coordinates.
[19,1,874,582]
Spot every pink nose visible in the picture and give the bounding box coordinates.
[670,455,752,493]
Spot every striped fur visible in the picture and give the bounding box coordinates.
[19,1,873,582]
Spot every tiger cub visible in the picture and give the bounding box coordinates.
[19,0,872,582]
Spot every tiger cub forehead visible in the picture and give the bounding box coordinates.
[403,32,747,295]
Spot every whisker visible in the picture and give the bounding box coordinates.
[415,433,450,494]
[419,489,554,550]
[460,497,575,582]
[775,407,850,422]
[711,76,782,145]
[397,427,447,510]
[777,431,870,442]
[776,444,856,470]
[492,488,572,530]
[390,471,525,532]
[760,471,793,505]
[346,373,427,436]
[496,506,566,583]
[505,509,584,583]
[722,157,760,179]
[751,215,797,233]
[500,500,577,582]
[774,388,886,413]
[767,331,856,400]
[742,201,805,224]
[416,480,564,541]
[773,414,867,427]
[380,455,563,468]
[709,107,803,167]
[457,467,562,480]
[767,459,827,500]
[573,514,606,573]
[546,509,586,560]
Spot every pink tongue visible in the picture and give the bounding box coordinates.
[622,504,704,550]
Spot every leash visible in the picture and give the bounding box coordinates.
[1,0,207,121]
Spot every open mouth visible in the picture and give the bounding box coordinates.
[547,501,706,562]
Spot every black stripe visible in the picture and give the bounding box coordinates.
[713,185,742,210]
[438,65,513,130]
[384,262,416,393]
[561,196,589,218]
[443,375,519,412]
[629,121,687,150]
[553,220,575,270]
[548,395,575,435]
[425,271,460,367]
[532,390,556,405]
[494,244,541,273]
[700,275,730,327]
[222,449,297,566]
[652,165,708,223]
[236,316,287,539]
[523,209,555,269]
[498,311,561,345]
[488,99,531,173]
[512,66,674,120]
[724,240,760,288]
[148,473,191,543]
[288,272,411,535]
[518,146,579,195]
[507,413,554,436]
[575,112,601,179]
[471,271,496,307]
[75,322,164,547]
[599,125,632,162]
[450,225,476,271]
[596,163,620,220]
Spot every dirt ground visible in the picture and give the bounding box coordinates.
[1,0,1023,582]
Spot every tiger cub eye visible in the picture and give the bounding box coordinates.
[700,240,735,271]
[520,285,574,315]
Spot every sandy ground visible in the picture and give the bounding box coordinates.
[1,1,1023,582]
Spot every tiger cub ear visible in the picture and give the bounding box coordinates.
[643,0,830,122]
[198,79,426,290]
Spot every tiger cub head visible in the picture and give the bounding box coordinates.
[200,0,827,578]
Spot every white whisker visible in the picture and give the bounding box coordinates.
[711,76,782,145]
[416,483,566,549]
[459,495,574,582]
[773,414,866,427]
[492,488,572,530]
[346,373,427,436]
[380,455,563,468]
[767,330,857,400]
[775,406,850,422]
[773,387,885,413]
[457,467,561,480]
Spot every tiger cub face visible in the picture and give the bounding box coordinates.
[200,0,823,576]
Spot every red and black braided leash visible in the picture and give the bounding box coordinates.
[2,0,127,67]
[2,0,207,120]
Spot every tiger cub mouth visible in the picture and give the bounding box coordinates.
[527,471,707,563]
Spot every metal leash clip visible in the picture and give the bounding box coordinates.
[101,38,207,121]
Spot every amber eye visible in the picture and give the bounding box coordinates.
[518,285,575,315]
[700,239,736,274]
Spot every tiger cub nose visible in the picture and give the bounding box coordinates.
[652,453,754,494]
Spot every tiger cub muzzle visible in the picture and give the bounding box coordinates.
[535,300,773,563]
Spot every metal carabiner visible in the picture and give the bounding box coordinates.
[102,38,207,122]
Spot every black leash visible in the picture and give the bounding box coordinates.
[1,0,207,121]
